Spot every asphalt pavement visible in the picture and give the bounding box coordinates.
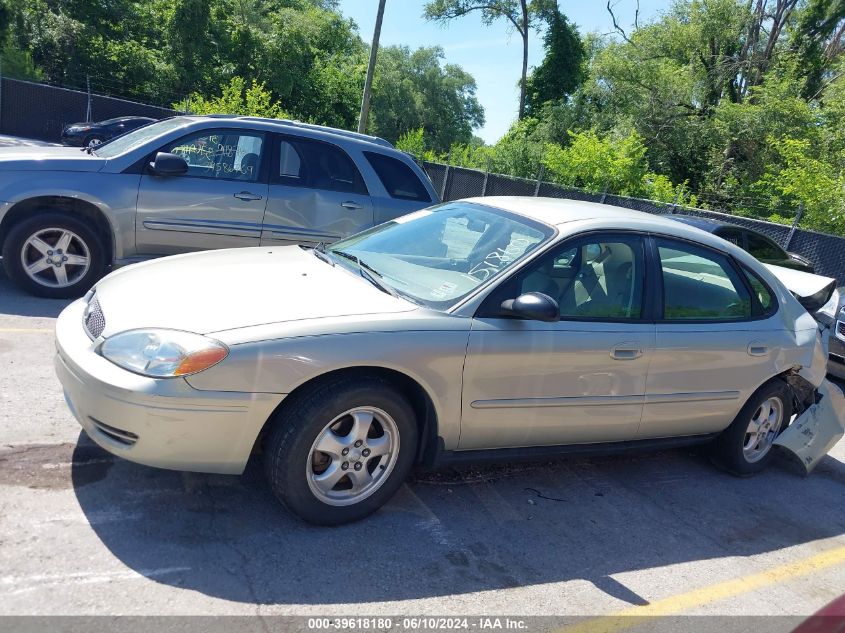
[1,266,844,625]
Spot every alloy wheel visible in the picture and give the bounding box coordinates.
[20,228,91,288]
[306,406,400,506]
[742,396,784,463]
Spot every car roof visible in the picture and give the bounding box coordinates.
[465,196,753,253]
[466,196,672,226]
[184,114,394,149]
[666,214,740,232]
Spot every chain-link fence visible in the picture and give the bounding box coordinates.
[0,78,176,142]
[422,160,845,285]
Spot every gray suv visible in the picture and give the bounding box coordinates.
[0,116,439,297]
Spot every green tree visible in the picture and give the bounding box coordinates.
[369,46,484,152]
[524,9,585,114]
[182,76,289,118]
[423,0,556,119]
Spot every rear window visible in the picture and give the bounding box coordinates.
[364,151,431,202]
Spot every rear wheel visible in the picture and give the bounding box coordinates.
[263,377,418,525]
[2,213,106,298]
[711,379,792,475]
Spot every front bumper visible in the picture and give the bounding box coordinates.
[54,298,284,474]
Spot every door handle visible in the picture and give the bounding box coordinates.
[234,191,263,201]
[747,342,769,356]
[611,344,643,360]
[341,201,363,210]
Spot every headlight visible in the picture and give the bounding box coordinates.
[99,329,228,378]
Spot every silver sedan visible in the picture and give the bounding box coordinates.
[54,197,842,525]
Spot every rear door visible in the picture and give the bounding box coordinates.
[135,128,268,255]
[640,236,781,438]
[261,135,373,246]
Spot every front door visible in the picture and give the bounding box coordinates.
[261,135,373,246]
[136,129,268,255]
[460,233,655,450]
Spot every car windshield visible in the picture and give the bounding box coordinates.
[94,117,189,158]
[327,201,554,309]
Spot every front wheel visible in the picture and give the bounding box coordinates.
[711,379,792,476]
[2,213,106,298]
[263,377,418,525]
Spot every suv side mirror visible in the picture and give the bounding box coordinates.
[500,292,560,322]
[149,152,188,176]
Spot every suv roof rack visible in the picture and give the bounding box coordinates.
[198,115,394,148]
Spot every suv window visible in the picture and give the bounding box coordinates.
[364,151,431,202]
[657,239,752,320]
[493,234,645,320]
[167,130,263,182]
[273,136,367,194]
[746,231,787,261]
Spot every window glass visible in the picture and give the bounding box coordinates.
[658,240,752,320]
[95,117,187,158]
[168,131,263,181]
[512,236,645,319]
[278,141,303,179]
[746,232,787,261]
[275,137,365,194]
[327,201,553,309]
[716,227,743,247]
[743,268,775,313]
[364,151,431,202]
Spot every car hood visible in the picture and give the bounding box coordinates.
[93,246,418,336]
[0,145,105,172]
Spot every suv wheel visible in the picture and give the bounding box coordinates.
[2,213,106,298]
[264,377,418,525]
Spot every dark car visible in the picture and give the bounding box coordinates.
[61,116,156,148]
[668,214,815,272]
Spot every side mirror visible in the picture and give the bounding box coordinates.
[500,292,560,322]
[149,152,188,176]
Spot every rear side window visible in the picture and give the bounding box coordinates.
[274,136,367,195]
[743,267,776,314]
[746,232,787,261]
[657,239,752,320]
[364,151,431,202]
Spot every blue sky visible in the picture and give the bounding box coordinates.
[336,0,667,144]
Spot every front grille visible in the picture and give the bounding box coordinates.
[84,295,106,339]
[90,417,138,446]
[838,321,845,337]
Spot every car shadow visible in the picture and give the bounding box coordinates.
[0,269,74,318]
[71,432,845,606]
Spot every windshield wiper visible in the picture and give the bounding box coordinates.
[308,242,334,266]
[332,250,398,297]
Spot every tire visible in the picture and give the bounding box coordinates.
[711,378,793,476]
[263,376,418,526]
[84,135,105,148]
[2,212,106,298]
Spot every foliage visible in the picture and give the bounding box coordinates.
[755,137,845,234]
[369,46,484,152]
[0,0,484,144]
[423,0,557,119]
[524,9,586,115]
[182,77,288,119]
